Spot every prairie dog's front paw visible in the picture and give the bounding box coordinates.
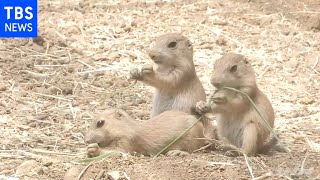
[129,68,142,80]
[217,143,243,157]
[86,143,102,157]
[166,150,189,157]
[211,90,227,104]
[141,64,154,74]
[224,149,243,157]
[196,101,210,114]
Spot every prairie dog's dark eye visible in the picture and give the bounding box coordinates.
[96,120,105,128]
[168,41,177,48]
[230,65,237,72]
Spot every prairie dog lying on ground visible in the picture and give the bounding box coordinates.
[85,109,206,157]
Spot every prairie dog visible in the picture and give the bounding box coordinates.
[85,109,206,157]
[130,33,206,117]
[196,53,275,156]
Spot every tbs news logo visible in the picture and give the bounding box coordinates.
[0,0,38,38]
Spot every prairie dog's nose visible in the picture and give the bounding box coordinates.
[84,134,92,144]
[210,78,221,89]
[147,49,160,60]
[212,82,221,89]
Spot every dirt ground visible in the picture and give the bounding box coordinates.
[0,0,319,179]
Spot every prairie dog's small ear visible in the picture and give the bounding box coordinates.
[187,40,192,48]
[243,57,249,64]
[115,110,123,119]
[115,108,132,120]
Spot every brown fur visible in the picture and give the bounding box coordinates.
[197,53,275,156]
[85,109,206,157]
[130,33,206,117]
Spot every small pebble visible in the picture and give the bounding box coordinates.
[16,160,43,177]
[64,167,80,180]
[109,52,120,60]
[131,20,137,27]
[309,15,320,30]
[62,88,73,95]
[124,25,131,32]
[260,16,273,26]
[115,28,124,34]
[119,22,126,28]
[0,85,7,91]
[216,36,227,46]
[107,171,129,180]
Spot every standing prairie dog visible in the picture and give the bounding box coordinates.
[130,33,206,117]
[85,109,206,157]
[196,53,275,156]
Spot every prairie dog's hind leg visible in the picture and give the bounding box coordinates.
[241,122,258,156]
